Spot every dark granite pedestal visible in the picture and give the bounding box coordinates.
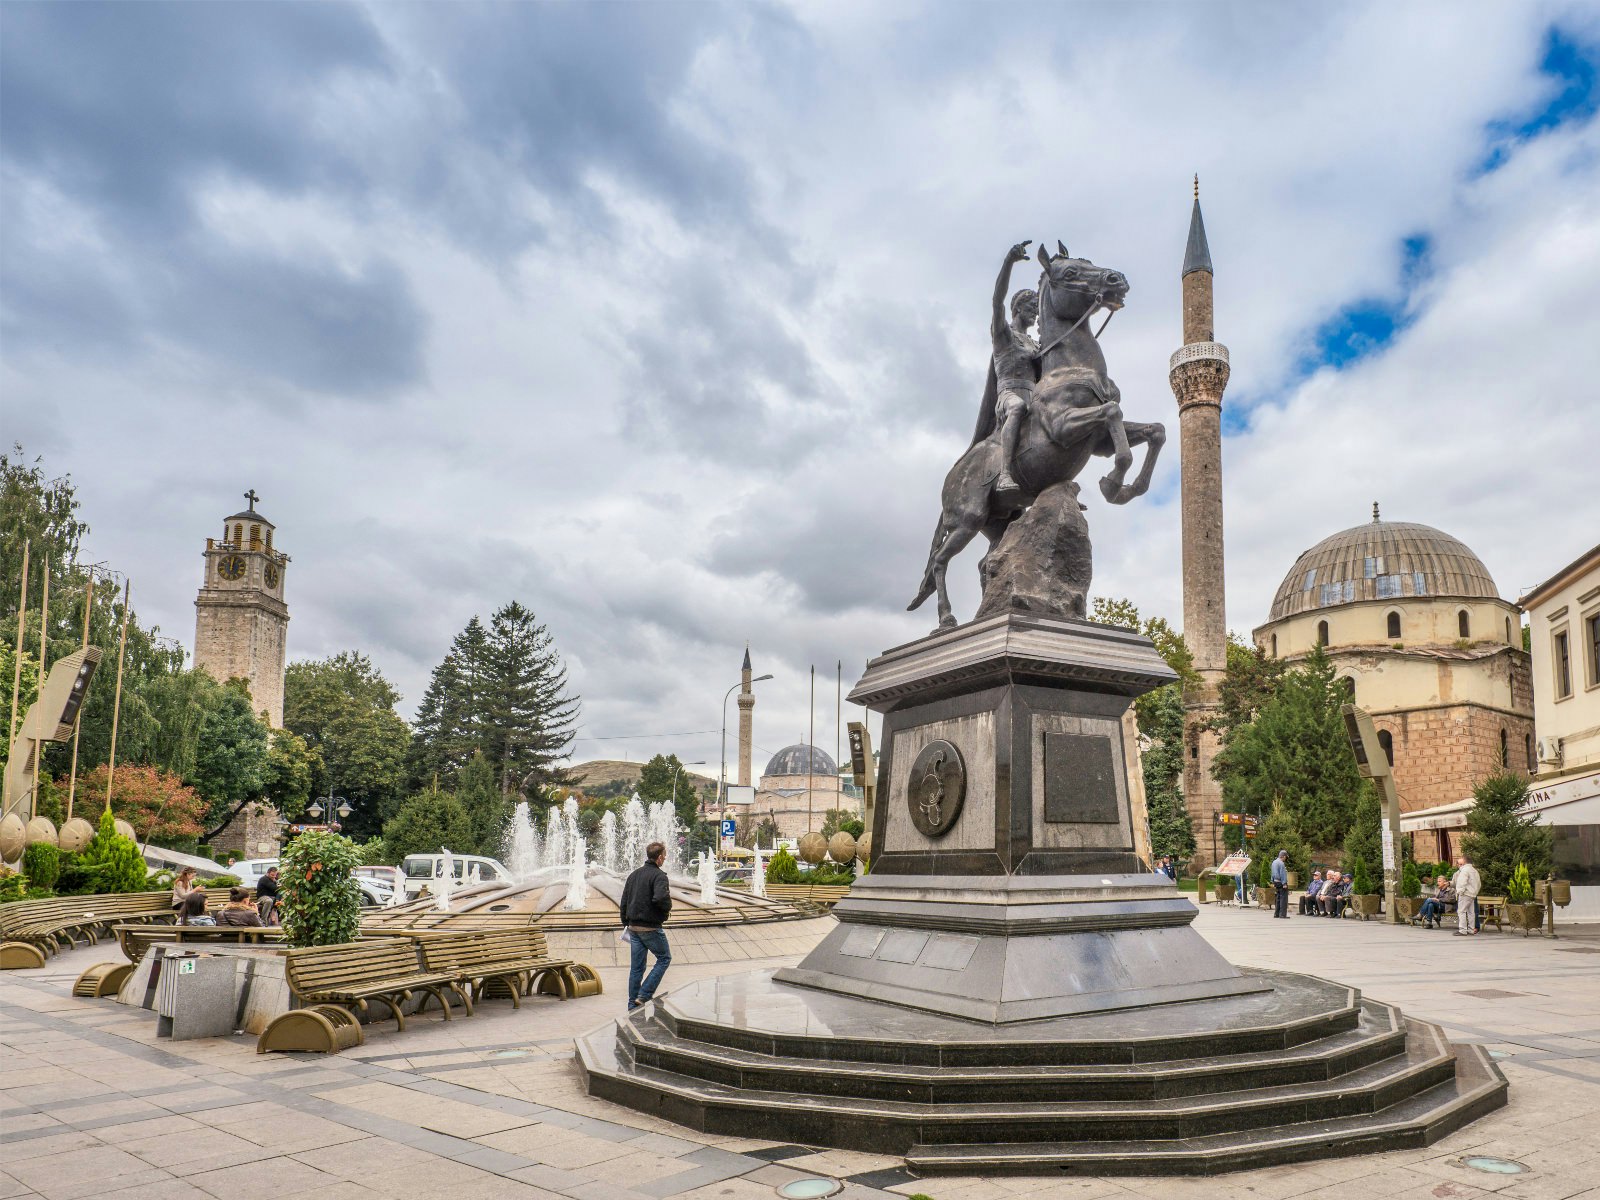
[579,615,1507,1173]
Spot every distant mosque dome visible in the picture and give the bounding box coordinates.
[1267,509,1499,623]
[762,743,838,779]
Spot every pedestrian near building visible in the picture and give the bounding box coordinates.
[256,866,280,924]
[1452,854,1481,936]
[621,841,673,1009]
[1271,850,1290,918]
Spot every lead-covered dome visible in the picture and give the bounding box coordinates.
[1268,514,1499,622]
[762,743,838,778]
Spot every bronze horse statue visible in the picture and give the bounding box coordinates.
[909,243,1165,628]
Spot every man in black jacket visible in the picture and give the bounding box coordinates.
[621,842,673,1009]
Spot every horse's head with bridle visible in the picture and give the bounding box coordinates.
[1035,241,1129,348]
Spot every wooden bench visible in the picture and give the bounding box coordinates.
[763,882,851,910]
[1475,895,1505,932]
[411,929,591,1008]
[113,923,285,964]
[283,938,462,1031]
[1,891,181,967]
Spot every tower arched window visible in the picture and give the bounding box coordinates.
[1525,733,1534,771]
[1339,676,1356,704]
[1505,616,1512,644]
[1499,727,1508,766]
[250,524,261,549]
[1270,634,1277,657]
[1377,729,1394,767]
[1459,610,1471,639]
[1386,612,1401,640]
[233,523,243,544]
[1317,620,1329,647]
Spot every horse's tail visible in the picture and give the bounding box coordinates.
[907,512,947,612]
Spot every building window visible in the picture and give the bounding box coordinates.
[1387,612,1401,639]
[1505,616,1512,644]
[1458,610,1470,639]
[1317,620,1329,647]
[1377,729,1394,767]
[1525,733,1534,771]
[233,523,243,544]
[1340,677,1356,703]
[1587,612,1600,688]
[1500,727,1508,766]
[1555,629,1572,698]
[1270,634,1277,657]
[250,524,261,549]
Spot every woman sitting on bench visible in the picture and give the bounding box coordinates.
[179,890,216,927]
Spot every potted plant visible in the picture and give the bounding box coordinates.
[1395,860,1424,922]
[1349,859,1382,920]
[1216,875,1236,903]
[1504,863,1544,936]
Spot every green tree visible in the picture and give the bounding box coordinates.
[284,653,411,838]
[383,787,477,861]
[456,751,510,856]
[1254,800,1310,887]
[190,681,270,826]
[77,808,149,893]
[1342,782,1383,887]
[637,753,703,836]
[1214,645,1365,848]
[821,808,864,839]
[261,727,318,815]
[1460,771,1552,897]
[141,669,226,781]
[279,830,362,947]
[409,604,579,795]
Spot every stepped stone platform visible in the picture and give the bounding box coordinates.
[578,966,1507,1175]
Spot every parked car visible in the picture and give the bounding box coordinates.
[400,854,516,899]
[230,857,398,907]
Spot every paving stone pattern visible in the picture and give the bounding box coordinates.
[2,907,1599,1200]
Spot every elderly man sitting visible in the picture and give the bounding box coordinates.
[1418,875,1456,929]
[1299,870,1325,915]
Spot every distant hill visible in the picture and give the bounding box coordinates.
[567,759,717,798]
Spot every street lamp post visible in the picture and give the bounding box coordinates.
[305,788,353,832]
[720,673,774,804]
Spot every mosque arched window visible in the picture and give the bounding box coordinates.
[1505,616,1512,644]
[1270,634,1277,658]
[1339,676,1356,704]
[1499,727,1508,766]
[1377,729,1394,767]
[1525,733,1534,771]
[1317,620,1330,647]
[1387,612,1401,640]
[1459,610,1471,639]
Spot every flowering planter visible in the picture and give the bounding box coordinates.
[1506,902,1545,936]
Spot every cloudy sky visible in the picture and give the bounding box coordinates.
[4,2,1597,781]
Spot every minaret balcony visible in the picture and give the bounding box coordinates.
[1169,341,1229,371]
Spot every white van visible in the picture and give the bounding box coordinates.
[230,858,399,907]
[400,854,516,899]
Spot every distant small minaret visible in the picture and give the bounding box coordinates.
[1168,179,1231,867]
[737,644,755,787]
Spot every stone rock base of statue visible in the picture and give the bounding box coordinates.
[977,480,1092,621]
[579,614,1506,1173]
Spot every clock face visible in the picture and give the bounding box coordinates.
[264,564,280,589]
[218,554,246,582]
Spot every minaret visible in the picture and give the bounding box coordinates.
[1168,179,1230,868]
[737,645,755,787]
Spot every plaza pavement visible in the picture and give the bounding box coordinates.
[2,904,1598,1200]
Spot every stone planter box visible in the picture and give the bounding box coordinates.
[1255,886,1274,909]
[1506,902,1545,936]
[1215,879,1236,902]
[1395,896,1424,921]
[1349,894,1382,920]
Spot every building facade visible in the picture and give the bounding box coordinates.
[193,492,290,727]
[752,743,847,840]
[1253,511,1534,816]
[1167,183,1231,868]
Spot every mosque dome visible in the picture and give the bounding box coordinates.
[762,743,838,778]
[1267,510,1499,623]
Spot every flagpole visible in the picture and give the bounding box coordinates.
[30,557,49,816]
[104,580,131,813]
[7,539,27,755]
[807,665,815,834]
[66,571,94,821]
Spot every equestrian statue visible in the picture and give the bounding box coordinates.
[908,239,1165,628]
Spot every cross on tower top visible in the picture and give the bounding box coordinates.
[243,488,260,511]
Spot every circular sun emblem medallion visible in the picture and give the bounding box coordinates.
[908,739,966,838]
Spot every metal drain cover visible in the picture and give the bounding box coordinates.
[1460,1155,1529,1175]
[777,1181,842,1198]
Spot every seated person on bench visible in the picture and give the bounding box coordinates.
[180,890,216,927]
[1299,870,1324,915]
[218,887,266,928]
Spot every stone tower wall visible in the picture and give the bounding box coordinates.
[194,593,288,727]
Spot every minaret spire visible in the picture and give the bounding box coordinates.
[1168,180,1231,869]
[737,644,755,789]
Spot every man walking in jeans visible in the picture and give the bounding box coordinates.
[622,841,673,1009]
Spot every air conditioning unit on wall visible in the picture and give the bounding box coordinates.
[1537,736,1564,765]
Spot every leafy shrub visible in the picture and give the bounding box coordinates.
[76,811,148,893]
[21,843,60,891]
[199,875,241,888]
[1400,860,1421,899]
[279,830,362,948]
[1254,801,1310,887]
[0,871,27,904]
[1506,863,1533,905]
[1351,856,1376,897]
[55,853,110,896]
[765,846,802,884]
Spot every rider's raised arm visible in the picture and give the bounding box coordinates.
[992,241,1029,350]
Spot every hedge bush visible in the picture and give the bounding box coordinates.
[21,843,60,891]
[279,830,362,948]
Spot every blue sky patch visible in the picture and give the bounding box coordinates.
[1480,26,1598,172]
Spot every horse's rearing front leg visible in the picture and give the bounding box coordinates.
[1097,402,1135,502]
[1104,421,1165,504]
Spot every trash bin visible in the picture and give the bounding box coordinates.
[154,950,239,1040]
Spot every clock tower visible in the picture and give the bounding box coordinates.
[194,490,290,727]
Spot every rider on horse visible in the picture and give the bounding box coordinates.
[978,241,1041,498]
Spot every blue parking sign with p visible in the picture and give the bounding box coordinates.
[720,819,736,836]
